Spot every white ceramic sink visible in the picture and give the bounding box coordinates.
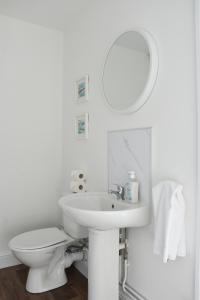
[59,192,149,230]
[59,192,150,300]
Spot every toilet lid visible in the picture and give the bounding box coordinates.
[9,227,71,250]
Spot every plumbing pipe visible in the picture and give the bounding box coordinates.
[122,257,148,300]
[125,284,147,300]
[120,228,147,300]
[122,257,137,300]
[119,242,126,250]
[122,286,138,300]
[65,251,84,269]
[122,258,146,300]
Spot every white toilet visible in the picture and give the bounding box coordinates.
[9,221,88,293]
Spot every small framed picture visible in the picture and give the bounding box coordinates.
[75,113,89,139]
[76,75,89,103]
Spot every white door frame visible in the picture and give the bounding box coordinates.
[195,0,200,299]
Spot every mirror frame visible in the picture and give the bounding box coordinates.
[102,28,159,114]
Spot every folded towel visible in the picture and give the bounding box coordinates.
[152,180,186,263]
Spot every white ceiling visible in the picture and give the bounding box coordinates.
[0,0,89,30]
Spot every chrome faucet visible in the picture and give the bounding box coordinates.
[109,184,125,200]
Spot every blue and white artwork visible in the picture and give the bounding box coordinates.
[78,81,86,98]
[78,119,86,134]
[76,75,89,103]
[75,113,89,139]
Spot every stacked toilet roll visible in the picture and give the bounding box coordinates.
[70,170,87,193]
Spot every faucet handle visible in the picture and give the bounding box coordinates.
[113,184,123,192]
[112,184,125,200]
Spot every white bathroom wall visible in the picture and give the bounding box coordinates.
[63,0,196,299]
[0,14,63,259]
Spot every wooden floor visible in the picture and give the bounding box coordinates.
[0,264,88,300]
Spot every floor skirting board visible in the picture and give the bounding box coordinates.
[0,250,20,269]
[75,261,88,278]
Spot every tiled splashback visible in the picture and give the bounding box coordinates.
[108,128,151,204]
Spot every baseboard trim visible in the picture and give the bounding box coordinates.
[74,261,88,278]
[0,250,20,269]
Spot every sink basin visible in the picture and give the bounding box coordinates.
[59,192,150,300]
[59,192,149,230]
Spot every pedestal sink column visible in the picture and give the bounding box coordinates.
[88,228,119,300]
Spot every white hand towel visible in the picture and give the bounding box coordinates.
[153,180,186,263]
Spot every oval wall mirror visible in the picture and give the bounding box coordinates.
[102,29,158,114]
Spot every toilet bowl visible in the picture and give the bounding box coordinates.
[9,227,78,293]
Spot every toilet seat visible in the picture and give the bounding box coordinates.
[9,227,74,251]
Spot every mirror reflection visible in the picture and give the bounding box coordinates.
[103,31,152,112]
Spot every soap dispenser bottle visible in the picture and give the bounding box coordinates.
[125,171,139,203]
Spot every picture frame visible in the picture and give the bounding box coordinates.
[76,75,89,103]
[75,113,89,139]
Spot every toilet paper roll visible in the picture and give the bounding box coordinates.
[71,170,86,181]
[70,181,87,193]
